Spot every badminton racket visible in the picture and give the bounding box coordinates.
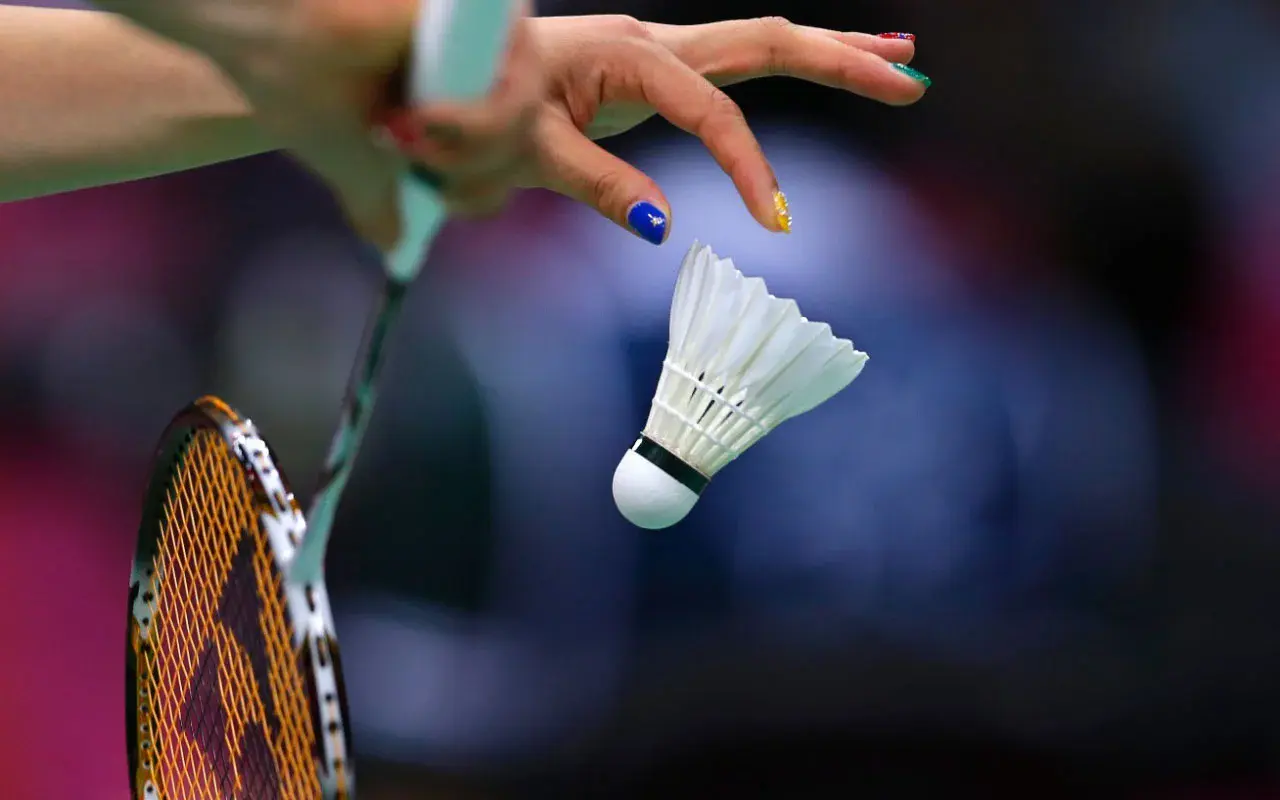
[125,2,518,798]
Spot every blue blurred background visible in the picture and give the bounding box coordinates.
[4,1,1280,797]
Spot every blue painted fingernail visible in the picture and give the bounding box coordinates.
[627,201,669,245]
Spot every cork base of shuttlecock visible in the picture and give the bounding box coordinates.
[612,437,708,530]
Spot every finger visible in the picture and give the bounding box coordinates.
[535,112,673,246]
[605,40,784,233]
[385,111,537,186]
[820,31,916,64]
[408,90,539,160]
[646,22,916,65]
[649,18,929,104]
[386,91,538,182]
[782,28,930,104]
[395,16,544,160]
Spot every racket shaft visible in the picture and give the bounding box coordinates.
[291,0,519,584]
[293,280,408,582]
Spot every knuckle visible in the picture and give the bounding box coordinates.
[615,36,662,70]
[756,16,794,38]
[705,87,746,125]
[588,169,627,210]
[606,15,653,40]
[754,17,794,75]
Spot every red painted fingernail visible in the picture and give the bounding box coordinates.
[382,112,418,149]
[879,32,916,41]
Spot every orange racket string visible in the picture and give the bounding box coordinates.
[132,429,320,799]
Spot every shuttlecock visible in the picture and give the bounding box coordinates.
[612,241,869,530]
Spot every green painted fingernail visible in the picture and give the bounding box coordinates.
[892,63,932,88]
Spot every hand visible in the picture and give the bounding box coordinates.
[380,12,545,221]
[103,0,543,250]
[527,16,929,244]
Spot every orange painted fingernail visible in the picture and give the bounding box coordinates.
[878,32,916,41]
[774,190,792,233]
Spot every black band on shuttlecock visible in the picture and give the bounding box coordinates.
[632,435,709,496]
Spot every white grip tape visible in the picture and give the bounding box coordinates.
[387,0,519,280]
[413,0,519,102]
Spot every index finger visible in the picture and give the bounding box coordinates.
[610,39,786,233]
[648,18,929,104]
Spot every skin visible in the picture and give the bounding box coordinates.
[0,6,266,202]
[96,0,545,248]
[1,7,925,247]
[392,16,924,238]
[525,16,923,239]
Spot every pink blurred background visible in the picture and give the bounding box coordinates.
[3,1,1279,797]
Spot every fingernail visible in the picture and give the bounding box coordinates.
[383,113,418,150]
[627,201,669,245]
[773,190,792,233]
[878,32,916,41]
[891,63,932,88]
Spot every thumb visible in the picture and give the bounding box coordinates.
[535,114,672,246]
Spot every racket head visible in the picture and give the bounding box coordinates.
[126,397,354,799]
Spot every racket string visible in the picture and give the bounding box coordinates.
[162,433,242,796]
[139,430,321,799]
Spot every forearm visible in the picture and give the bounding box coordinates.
[0,7,273,202]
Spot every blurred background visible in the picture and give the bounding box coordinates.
[4,0,1280,797]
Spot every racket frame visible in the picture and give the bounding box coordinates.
[127,2,519,795]
[127,397,354,800]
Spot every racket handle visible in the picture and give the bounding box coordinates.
[385,0,520,281]
[293,1,518,586]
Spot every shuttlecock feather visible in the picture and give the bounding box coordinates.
[612,241,869,529]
